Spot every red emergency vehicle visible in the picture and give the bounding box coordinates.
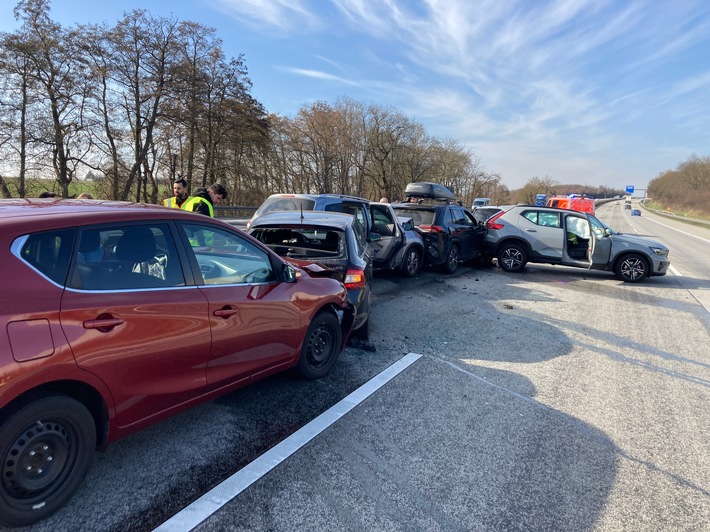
[546,194,595,214]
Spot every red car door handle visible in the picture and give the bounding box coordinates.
[213,307,238,318]
[83,318,124,330]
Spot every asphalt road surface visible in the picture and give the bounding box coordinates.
[7,203,709,532]
[598,200,710,312]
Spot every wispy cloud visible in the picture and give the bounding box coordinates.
[209,0,710,186]
[213,0,320,32]
[278,66,361,86]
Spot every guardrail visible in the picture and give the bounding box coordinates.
[214,205,257,218]
[640,202,710,228]
[594,198,617,207]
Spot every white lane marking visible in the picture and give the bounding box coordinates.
[153,352,423,532]
[669,265,683,277]
[644,217,710,244]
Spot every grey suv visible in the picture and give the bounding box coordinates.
[249,193,425,276]
[485,205,670,282]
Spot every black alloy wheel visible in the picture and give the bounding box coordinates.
[615,253,649,283]
[402,247,422,277]
[497,243,527,272]
[442,245,459,274]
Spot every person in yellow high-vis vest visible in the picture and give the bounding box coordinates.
[162,179,192,208]
[181,183,228,217]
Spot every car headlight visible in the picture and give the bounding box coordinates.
[650,247,669,257]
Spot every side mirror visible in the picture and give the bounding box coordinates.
[282,263,297,283]
[400,221,412,231]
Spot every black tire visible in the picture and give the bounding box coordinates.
[401,247,422,277]
[441,244,459,274]
[0,394,96,528]
[614,253,649,283]
[497,243,527,272]
[297,312,342,379]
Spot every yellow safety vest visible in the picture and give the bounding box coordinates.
[181,196,214,217]
[163,196,192,209]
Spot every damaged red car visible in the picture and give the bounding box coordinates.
[0,199,354,527]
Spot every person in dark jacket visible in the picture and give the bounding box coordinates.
[181,183,228,217]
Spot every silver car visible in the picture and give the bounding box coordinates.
[249,193,424,277]
[484,205,670,282]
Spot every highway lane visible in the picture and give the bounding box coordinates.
[596,201,710,312]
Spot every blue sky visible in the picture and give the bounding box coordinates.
[2,0,710,191]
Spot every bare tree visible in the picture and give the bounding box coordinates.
[0,32,31,197]
[109,10,180,201]
[515,175,559,204]
[11,0,88,197]
[363,104,410,200]
[76,22,127,199]
[678,153,710,191]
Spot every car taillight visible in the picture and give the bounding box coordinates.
[487,212,505,230]
[419,224,445,233]
[344,268,366,289]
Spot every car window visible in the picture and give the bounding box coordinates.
[565,216,590,238]
[351,218,366,254]
[372,207,392,225]
[337,202,368,230]
[522,210,561,228]
[183,223,275,285]
[68,224,184,290]
[251,226,346,259]
[17,228,75,285]
[587,214,608,238]
[450,207,469,225]
[371,205,395,236]
[473,207,499,223]
[538,212,561,227]
[256,197,315,216]
[522,211,538,224]
[392,207,435,227]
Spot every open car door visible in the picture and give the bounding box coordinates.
[369,203,402,265]
[586,214,612,268]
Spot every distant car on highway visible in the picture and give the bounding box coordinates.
[485,205,670,282]
[472,197,492,208]
[631,209,641,216]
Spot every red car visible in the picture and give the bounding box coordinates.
[0,199,354,527]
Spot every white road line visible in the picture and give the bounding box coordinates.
[669,265,683,277]
[153,352,423,532]
[645,217,710,244]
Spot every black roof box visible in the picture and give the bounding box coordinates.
[404,182,456,201]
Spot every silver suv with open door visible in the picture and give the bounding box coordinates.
[484,205,670,282]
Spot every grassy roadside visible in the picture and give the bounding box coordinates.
[642,201,710,229]
[644,201,710,221]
